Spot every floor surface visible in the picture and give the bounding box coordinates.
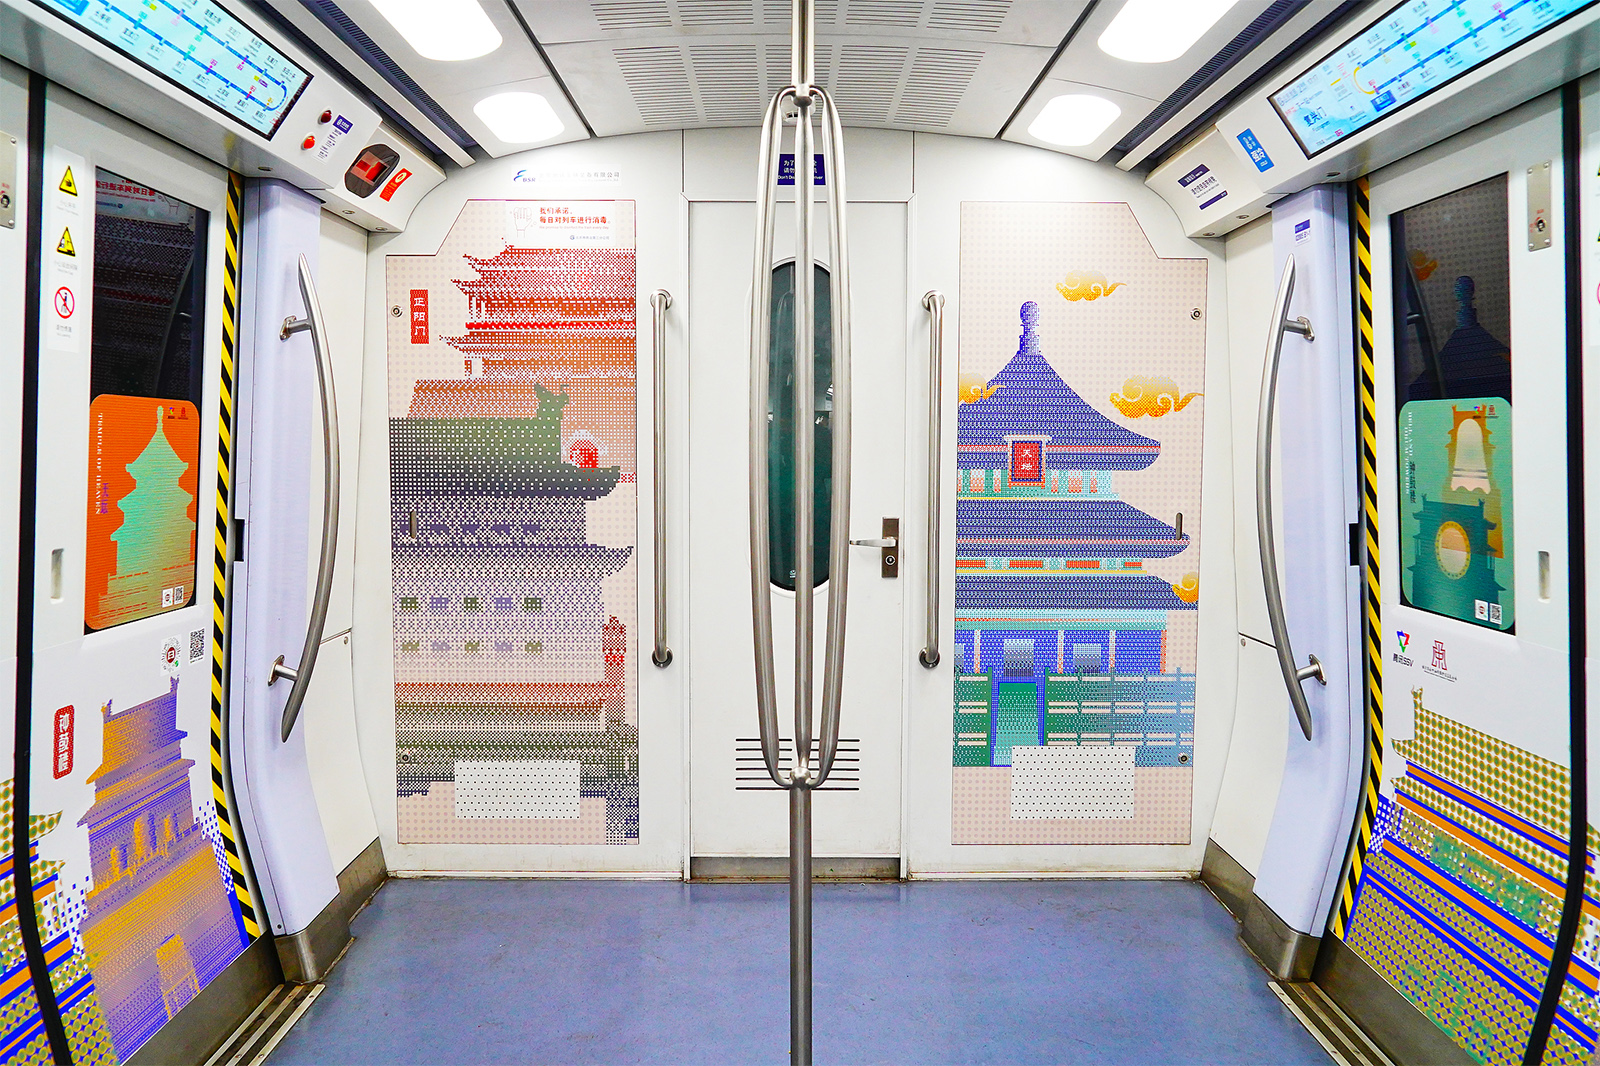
[267,878,1330,1065]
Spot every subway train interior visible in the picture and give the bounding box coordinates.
[0,0,1599,1063]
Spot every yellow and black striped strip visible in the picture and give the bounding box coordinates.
[1332,175,1382,940]
[210,172,262,939]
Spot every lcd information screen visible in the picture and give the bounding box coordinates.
[34,0,311,138]
[1270,0,1596,157]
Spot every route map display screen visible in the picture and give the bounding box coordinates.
[1270,0,1596,157]
[34,0,311,138]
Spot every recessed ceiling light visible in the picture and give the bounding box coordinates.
[474,92,565,144]
[370,0,502,62]
[1098,0,1238,63]
[1027,95,1122,147]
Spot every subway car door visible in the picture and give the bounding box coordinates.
[686,157,909,871]
[23,81,262,1064]
[1328,91,1585,1064]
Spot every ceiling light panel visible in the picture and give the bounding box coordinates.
[1007,80,1159,161]
[369,0,503,62]
[1097,0,1239,64]
[474,91,566,143]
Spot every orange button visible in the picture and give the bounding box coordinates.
[301,134,317,150]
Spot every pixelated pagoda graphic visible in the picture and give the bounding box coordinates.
[76,678,248,1059]
[952,302,1196,841]
[391,239,638,844]
[0,779,117,1066]
[1342,698,1600,1066]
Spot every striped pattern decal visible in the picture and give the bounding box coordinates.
[1333,175,1381,939]
[210,172,261,939]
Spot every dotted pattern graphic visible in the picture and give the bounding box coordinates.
[952,202,1206,845]
[1009,746,1135,819]
[454,760,582,820]
[387,201,639,846]
[0,781,118,1066]
[1341,696,1600,1064]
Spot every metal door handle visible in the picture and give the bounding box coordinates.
[849,537,895,548]
[650,289,673,668]
[1256,254,1323,742]
[920,291,944,668]
[272,254,340,742]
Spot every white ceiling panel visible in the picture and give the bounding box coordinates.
[519,0,1082,46]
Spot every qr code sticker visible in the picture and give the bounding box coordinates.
[189,628,207,663]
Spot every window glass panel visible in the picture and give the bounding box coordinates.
[768,261,832,591]
[83,169,208,633]
[1391,174,1514,632]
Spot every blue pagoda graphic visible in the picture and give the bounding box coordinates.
[953,302,1197,771]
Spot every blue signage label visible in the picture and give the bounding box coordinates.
[1236,128,1274,173]
[777,153,826,186]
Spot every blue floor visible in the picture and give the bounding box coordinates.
[268,878,1330,1065]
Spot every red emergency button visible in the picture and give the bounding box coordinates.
[319,109,333,124]
[302,134,317,150]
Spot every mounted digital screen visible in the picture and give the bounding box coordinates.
[1270,0,1597,157]
[33,0,312,138]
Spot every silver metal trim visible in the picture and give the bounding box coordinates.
[1256,255,1323,743]
[920,291,944,669]
[650,289,673,668]
[273,254,340,742]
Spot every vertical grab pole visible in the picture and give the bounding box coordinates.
[651,290,673,668]
[752,4,847,1063]
[919,291,943,669]
[789,0,816,1057]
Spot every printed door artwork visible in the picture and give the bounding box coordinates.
[952,202,1205,845]
[1332,148,1590,1066]
[386,200,639,845]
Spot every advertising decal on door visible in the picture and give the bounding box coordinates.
[952,202,1206,845]
[386,200,639,845]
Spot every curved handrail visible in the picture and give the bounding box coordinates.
[919,291,944,669]
[273,255,340,742]
[651,289,673,668]
[1256,254,1323,742]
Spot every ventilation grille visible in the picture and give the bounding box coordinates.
[736,738,860,790]
[616,41,983,129]
[595,0,1009,32]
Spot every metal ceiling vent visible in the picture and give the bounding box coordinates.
[601,0,996,130]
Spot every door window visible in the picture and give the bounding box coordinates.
[1391,174,1514,631]
[767,260,832,591]
[84,169,207,632]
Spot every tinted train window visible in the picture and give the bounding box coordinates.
[768,261,832,592]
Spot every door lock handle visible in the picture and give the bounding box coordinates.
[849,537,897,548]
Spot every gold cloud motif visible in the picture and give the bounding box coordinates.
[958,373,999,404]
[1109,376,1202,419]
[1055,270,1126,302]
[1172,573,1199,604]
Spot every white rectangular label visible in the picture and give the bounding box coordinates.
[454,759,582,819]
[1010,745,1136,819]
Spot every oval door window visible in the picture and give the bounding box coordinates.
[768,261,832,591]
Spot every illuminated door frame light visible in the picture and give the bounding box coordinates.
[1027,95,1122,148]
[370,0,503,62]
[474,92,565,144]
[1098,0,1238,64]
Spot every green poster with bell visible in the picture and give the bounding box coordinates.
[1398,397,1513,631]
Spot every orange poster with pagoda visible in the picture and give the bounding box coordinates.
[84,395,201,631]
